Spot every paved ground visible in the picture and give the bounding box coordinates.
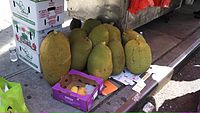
[0,1,12,31]
[134,2,200,112]
[151,2,200,112]
[156,48,200,112]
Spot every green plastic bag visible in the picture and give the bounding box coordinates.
[0,77,29,113]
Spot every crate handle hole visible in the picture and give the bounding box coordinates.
[29,32,32,40]
[13,1,16,7]
[44,19,47,25]
[28,7,30,13]
[16,25,19,33]
[48,7,56,11]
[57,16,59,22]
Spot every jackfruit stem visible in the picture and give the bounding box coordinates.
[53,30,58,34]
[102,42,106,45]
[85,37,89,40]
[122,32,126,36]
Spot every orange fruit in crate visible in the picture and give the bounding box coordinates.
[71,86,78,93]
[78,87,86,96]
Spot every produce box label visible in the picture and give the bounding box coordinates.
[16,42,41,72]
[13,18,62,54]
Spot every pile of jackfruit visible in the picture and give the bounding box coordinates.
[40,19,152,85]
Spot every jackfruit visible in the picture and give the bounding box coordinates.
[71,37,92,70]
[40,31,71,85]
[125,39,152,75]
[108,40,125,75]
[89,24,109,46]
[87,42,113,80]
[69,28,87,45]
[122,28,146,44]
[82,18,101,35]
[104,24,121,42]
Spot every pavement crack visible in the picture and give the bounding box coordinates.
[5,67,31,79]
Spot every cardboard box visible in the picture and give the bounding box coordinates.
[16,41,41,72]
[52,69,104,111]
[12,18,62,54]
[9,0,64,30]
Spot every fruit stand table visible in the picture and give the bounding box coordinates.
[1,0,200,112]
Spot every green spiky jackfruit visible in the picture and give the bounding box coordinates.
[82,19,101,35]
[122,29,146,45]
[125,39,152,75]
[104,24,121,42]
[87,42,113,80]
[40,31,71,85]
[71,37,92,71]
[108,40,125,75]
[69,28,87,45]
[89,24,109,47]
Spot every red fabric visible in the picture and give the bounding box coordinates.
[153,0,172,8]
[154,0,162,6]
[161,0,171,8]
[128,0,154,14]
[128,0,172,14]
[128,0,140,14]
[147,0,155,6]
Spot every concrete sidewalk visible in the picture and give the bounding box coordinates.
[0,1,12,31]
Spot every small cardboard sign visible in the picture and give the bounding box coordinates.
[132,80,146,93]
[101,80,118,96]
[110,69,142,85]
[16,41,41,72]
[13,18,62,54]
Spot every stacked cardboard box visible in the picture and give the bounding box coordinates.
[9,0,64,72]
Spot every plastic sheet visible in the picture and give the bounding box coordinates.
[0,77,29,112]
